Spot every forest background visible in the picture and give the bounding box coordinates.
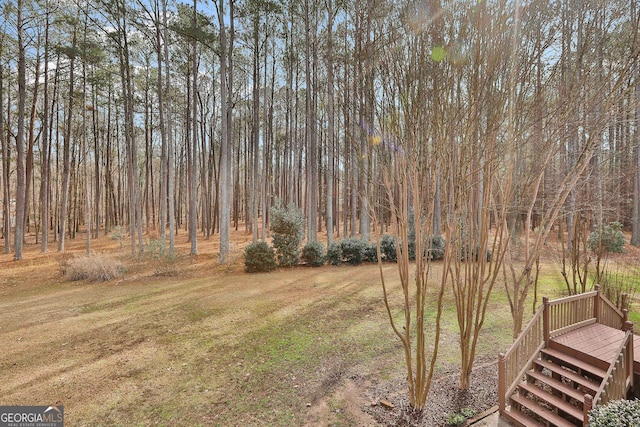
[1,0,639,263]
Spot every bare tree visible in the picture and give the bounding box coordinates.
[304,0,318,243]
[1,5,12,254]
[372,13,447,408]
[631,0,640,246]
[13,0,27,260]
[188,0,198,255]
[216,0,234,263]
[58,12,78,253]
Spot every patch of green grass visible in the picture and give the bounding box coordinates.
[628,310,640,324]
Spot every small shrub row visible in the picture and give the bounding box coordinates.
[245,237,381,271]
[327,238,378,266]
[245,234,494,272]
[378,234,447,262]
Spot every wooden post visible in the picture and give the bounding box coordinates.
[624,309,629,325]
[629,332,635,397]
[543,297,550,346]
[584,393,593,426]
[623,320,633,332]
[594,284,601,323]
[498,352,506,413]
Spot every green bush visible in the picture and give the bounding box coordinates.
[340,238,368,265]
[270,203,305,267]
[377,234,446,262]
[363,242,378,263]
[446,408,476,426]
[302,241,325,267]
[427,235,446,260]
[589,221,625,254]
[380,234,397,262]
[326,243,343,266]
[589,399,640,427]
[244,241,277,273]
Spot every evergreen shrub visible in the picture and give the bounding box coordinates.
[302,241,325,267]
[340,238,368,265]
[363,242,378,263]
[326,243,343,266]
[244,241,277,273]
[589,221,625,254]
[270,203,305,267]
[427,235,446,260]
[589,399,640,427]
[379,234,397,262]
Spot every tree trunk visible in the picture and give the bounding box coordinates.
[251,13,260,241]
[305,0,318,242]
[58,19,77,253]
[189,0,199,255]
[155,0,167,245]
[14,0,27,260]
[631,0,640,245]
[24,33,41,240]
[325,0,336,247]
[162,0,175,255]
[218,0,234,263]
[1,62,10,253]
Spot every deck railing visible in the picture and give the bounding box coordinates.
[583,327,634,425]
[598,295,627,330]
[498,285,628,418]
[498,305,545,412]
[546,291,597,338]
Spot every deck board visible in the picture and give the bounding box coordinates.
[551,323,626,365]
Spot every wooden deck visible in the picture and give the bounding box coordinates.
[551,322,640,373]
[499,288,634,426]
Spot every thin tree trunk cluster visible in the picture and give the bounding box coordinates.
[0,0,637,265]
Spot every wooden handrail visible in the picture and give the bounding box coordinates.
[583,330,634,425]
[599,296,626,329]
[547,291,597,337]
[499,287,630,419]
[499,305,545,412]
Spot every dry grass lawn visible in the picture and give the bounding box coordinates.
[1,229,636,426]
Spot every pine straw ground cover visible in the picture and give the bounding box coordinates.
[0,230,638,426]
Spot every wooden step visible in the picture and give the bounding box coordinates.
[511,393,579,427]
[534,358,600,393]
[518,381,583,422]
[503,406,545,427]
[526,369,587,403]
[541,347,607,379]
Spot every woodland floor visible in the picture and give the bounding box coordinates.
[0,228,638,426]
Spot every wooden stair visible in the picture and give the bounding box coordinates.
[503,347,605,427]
